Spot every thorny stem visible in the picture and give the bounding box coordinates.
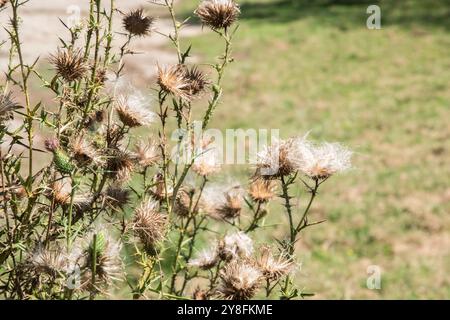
[202,28,234,129]
[10,1,33,186]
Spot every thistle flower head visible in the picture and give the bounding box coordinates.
[123,8,154,37]
[189,243,219,270]
[173,186,195,217]
[248,177,276,203]
[195,0,241,30]
[133,199,168,248]
[44,137,60,152]
[255,246,294,281]
[157,64,209,101]
[134,139,161,168]
[104,185,130,210]
[49,48,87,82]
[116,94,155,127]
[70,134,104,166]
[49,181,70,206]
[219,231,253,261]
[0,92,20,123]
[191,139,221,177]
[256,138,296,179]
[217,260,262,300]
[157,64,191,100]
[289,138,353,180]
[215,186,243,220]
[106,148,135,183]
[184,66,210,98]
[28,246,67,276]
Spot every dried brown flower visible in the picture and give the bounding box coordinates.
[249,178,276,203]
[133,199,168,248]
[115,94,155,128]
[217,260,261,300]
[123,8,154,37]
[49,48,88,82]
[254,246,294,281]
[195,0,240,30]
[134,139,161,168]
[106,148,135,183]
[104,185,130,210]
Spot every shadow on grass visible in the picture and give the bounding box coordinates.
[184,0,450,30]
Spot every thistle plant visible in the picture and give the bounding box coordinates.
[0,0,353,300]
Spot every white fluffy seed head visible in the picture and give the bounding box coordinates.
[220,231,254,260]
[189,243,219,270]
[289,137,352,180]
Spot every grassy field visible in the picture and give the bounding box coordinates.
[160,0,450,299]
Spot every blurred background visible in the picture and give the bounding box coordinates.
[1,0,449,299]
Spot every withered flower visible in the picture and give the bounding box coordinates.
[133,199,168,248]
[195,0,240,30]
[115,94,155,128]
[217,260,262,300]
[254,246,294,281]
[70,134,104,166]
[134,139,161,168]
[248,178,276,203]
[106,148,135,183]
[215,187,243,220]
[104,185,130,210]
[157,64,191,100]
[49,48,88,82]
[123,8,154,37]
[172,186,195,217]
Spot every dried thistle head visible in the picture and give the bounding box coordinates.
[288,138,353,180]
[157,64,192,100]
[218,231,253,261]
[0,92,20,123]
[191,140,221,177]
[133,199,168,249]
[49,181,71,206]
[249,177,276,203]
[217,260,262,300]
[134,139,161,168]
[28,246,67,277]
[69,134,104,166]
[184,66,209,98]
[122,8,154,37]
[106,148,135,183]
[195,0,240,30]
[115,94,155,127]
[256,138,296,179]
[104,185,130,210]
[49,48,88,82]
[254,246,294,281]
[215,186,243,220]
[172,186,195,217]
[189,243,219,270]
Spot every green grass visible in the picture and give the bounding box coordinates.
[169,0,450,299]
